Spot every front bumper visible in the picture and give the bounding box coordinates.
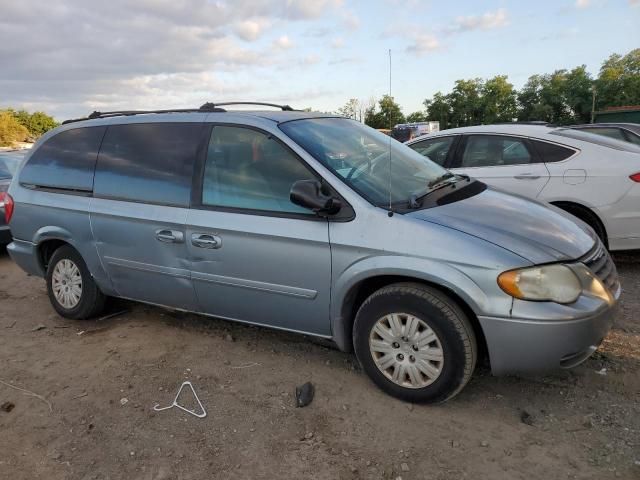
[0,225,11,245]
[479,296,618,375]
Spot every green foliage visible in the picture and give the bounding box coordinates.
[337,98,362,120]
[1,108,58,142]
[406,111,427,123]
[365,95,405,129]
[595,49,640,110]
[0,111,30,147]
[420,48,639,127]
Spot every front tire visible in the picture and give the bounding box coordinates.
[46,245,106,319]
[353,283,477,403]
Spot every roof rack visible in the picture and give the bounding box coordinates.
[493,121,554,126]
[62,101,296,125]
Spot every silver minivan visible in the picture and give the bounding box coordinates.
[6,104,620,403]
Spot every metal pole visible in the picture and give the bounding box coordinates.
[591,85,596,124]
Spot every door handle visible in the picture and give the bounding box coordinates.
[156,229,184,244]
[192,233,222,249]
[514,173,541,180]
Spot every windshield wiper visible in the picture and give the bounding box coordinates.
[427,172,455,188]
[407,173,466,209]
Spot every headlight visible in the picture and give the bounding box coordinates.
[498,264,581,304]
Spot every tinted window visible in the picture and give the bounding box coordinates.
[20,127,106,191]
[581,127,627,141]
[531,140,575,162]
[624,130,640,146]
[202,126,316,214]
[461,135,531,168]
[409,137,455,166]
[94,123,202,206]
[550,128,640,153]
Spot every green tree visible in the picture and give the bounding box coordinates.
[481,75,517,124]
[364,95,405,129]
[337,98,361,120]
[448,78,484,127]
[564,66,593,123]
[406,111,427,123]
[25,111,58,136]
[0,111,30,147]
[595,49,640,109]
[424,92,451,130]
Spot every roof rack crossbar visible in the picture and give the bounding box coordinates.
[210,101,295,111]
[62,101,296,125]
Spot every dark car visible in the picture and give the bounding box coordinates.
[0,150,25,244]
[568,123,640,146]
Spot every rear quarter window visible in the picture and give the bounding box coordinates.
[530,140,576,163]
[94,123,203,207]
[19,127,106,191]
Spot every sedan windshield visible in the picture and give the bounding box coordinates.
[280,118,450,207]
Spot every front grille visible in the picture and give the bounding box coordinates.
[580,242,619,292]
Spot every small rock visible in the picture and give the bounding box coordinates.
[130,451,135,456]
[407,404,414,412]
[520,410,534,426]
[451,440,460,448]
[401,463,410,472]
[341,449,350,457]
[295,382,314,408]
[120,398,129,406]
[1,401,15,413]
[31,324,47,332]
[225,334,235,342]
[480,440,489,447]
[595,368,607,376]
[304,432,314,440]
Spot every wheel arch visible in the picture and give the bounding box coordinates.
[331,271,489,365]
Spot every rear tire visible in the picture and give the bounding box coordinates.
[353,283,477,404]
[46,245,106,320]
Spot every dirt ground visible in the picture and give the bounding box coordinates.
[0,246,638,480]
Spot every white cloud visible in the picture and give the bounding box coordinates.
[284,0,344,20]
[0,0,354,118]
[234,19,271,41]
[405,33,440,55]
[342,10,361,29]
[575,0,591,8]
[331,37,345,49]
[273,35,294,50]
[449,8,509,32]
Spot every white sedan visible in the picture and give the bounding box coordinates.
[407,124,640,251]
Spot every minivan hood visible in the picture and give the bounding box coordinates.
[406,187,596,264]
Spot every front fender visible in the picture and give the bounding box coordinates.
[330,255,498,352]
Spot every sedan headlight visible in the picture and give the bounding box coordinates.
[498,264,582,304]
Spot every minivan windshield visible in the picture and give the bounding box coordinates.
[280,118,455,207]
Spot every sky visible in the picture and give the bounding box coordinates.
[0,0,639,121]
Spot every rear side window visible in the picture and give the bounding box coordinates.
[94,123,202,207]
[531,140,575,163]
[461,135,532,168]
[580,127,626,142]
[408,136,455,166]
[20,127,106,191]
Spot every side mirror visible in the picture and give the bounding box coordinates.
[290,179,342,216]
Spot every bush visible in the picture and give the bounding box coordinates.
[0,111,30,147]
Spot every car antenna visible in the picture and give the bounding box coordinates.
[387,48,394,217]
